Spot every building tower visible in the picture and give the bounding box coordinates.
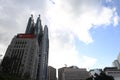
[117,53,120,63]
[113,60,120,69]
[0,15,49,80]
[112,53,120,69]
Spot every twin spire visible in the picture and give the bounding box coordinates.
[25,14,42,36]
[25,15,48,45]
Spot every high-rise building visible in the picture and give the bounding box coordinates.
[112,53,120,69]
[1,34,39,80]
[58,66,90,80]
[113,60,120,69]
[0,15,49,80]
[117,53,120,63]
[48,66,56,80]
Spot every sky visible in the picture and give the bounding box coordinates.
[0,0,120,70]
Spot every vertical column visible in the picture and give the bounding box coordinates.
[38,25,49,80]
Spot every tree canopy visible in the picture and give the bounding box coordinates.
[86,71,114,80]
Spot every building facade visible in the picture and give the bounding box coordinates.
[1,35,39,80]
[58,67,66,80]
[104,67,120,80]
[48,66,56,80]
[0,15,49,80]
[58,66,90,80]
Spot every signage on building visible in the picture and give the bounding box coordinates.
[17,34,35,38]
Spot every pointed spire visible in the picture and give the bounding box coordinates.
[31,14,33,18]
[25,15,34,34]
[39,14,40,18]
[36,14,40,20]
[35,15,42,35]
[43,25,48,38]
[30,14,34,21]
[44,25,48,33]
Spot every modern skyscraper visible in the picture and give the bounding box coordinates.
[0,15,49,80]
[58,66,90,80]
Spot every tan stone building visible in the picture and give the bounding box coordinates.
[58,66,90,80]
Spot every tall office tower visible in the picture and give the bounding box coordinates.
[113,60,120,69]
[58,66,90,80]
[48,66,56,80]
[38,25,49,80]
[112,53,120,69]
[1,34,39,80]
[0,15,49,80]
[117,53,120,63]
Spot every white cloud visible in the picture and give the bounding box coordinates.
[113,11,119,27]
[81,56,97,68]
[93,7,114,26]
[106,0,113,2]
[47,0,119,44]
[49,29,97,69]
[47,0,119,69]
